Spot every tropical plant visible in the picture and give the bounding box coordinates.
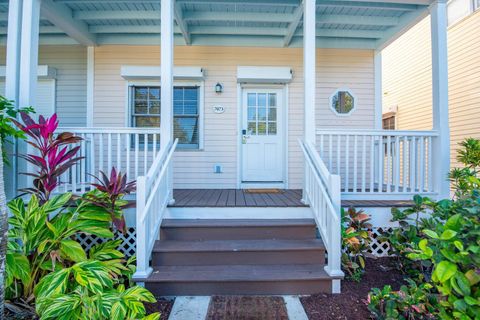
[449,138,480,198]
[341,207,372,280]
[367,279,437,320]
[0,96,34,164]
[12,112,83,202]
[5,193,113,300]
[408,201,480,319]
[85,167,136,233]
[34,260,159,320]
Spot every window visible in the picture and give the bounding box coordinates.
[382,116,396,130]
[330,89,356,115]
[130,85,200,149]
[247,92,278,136]
[447,0,479,25]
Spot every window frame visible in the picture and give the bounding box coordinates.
[447,0,479,26]
[329,88,357,117]
[126,80,204,150]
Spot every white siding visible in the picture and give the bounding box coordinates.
[0,45,87,127]
[94,46,375,189]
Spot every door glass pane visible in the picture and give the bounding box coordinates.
[258,93,266,107]
[248,93,256,107]
[268,122,277,135]
[258,107,267,121]
[248,122,256,135]
[268,108,276,121]
[269,93,277,107]
[248,107,256,120]
[258,122,267,135]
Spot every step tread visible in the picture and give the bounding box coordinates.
[161,219,316,228]
[145,264,331,282]
[153,239,325,253]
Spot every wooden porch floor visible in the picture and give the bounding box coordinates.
[169,189,414,208]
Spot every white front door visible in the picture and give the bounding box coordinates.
[241,88,284,182]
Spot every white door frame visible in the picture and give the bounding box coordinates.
[237,83,289,189]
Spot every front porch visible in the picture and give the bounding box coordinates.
[3,0,451,296]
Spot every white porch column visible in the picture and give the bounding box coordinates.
[303,0,316,143]
[430,0,450,199]
[11,0,41,191]
[161,0,174,202]
[4,0,24,198]
[374,51,383,129]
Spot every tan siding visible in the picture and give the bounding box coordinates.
[94,46,375,189]
[382,11,480,170]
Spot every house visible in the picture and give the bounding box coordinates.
[2,0,450,295]
[382,0,479,170]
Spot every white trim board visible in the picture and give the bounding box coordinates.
[120,65,204,80]
[0,65,56,79]
[237,66,292,84]
[164,207,314,219]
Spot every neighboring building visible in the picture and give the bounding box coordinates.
[2,0,451,296]
[382,0,480,170]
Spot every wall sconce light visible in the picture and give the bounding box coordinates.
[215,82,223,93]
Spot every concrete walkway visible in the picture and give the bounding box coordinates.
[167,295,308,320]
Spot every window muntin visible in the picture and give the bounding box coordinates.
[330,89,356,115]
[247,92,278,136]
[130,85,200,149]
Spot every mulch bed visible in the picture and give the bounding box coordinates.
[206,296,289,320]
[301,257,407,320]
[145,297,174,320]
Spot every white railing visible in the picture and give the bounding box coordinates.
[299,139,344,287]
[56,127,162,193]
[316,129,439,199]
[134,138,178,280]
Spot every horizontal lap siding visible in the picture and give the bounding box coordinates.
[0,46,87,127]
[383,11,480,169]
[93,46,375,189]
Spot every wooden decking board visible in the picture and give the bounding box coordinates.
[170,189,414,208]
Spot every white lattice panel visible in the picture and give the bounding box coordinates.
[368,227,393,257]
[77,227,137,257]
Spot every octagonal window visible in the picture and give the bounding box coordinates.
[330,89,356,115]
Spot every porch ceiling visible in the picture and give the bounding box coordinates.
[0,0,432,49]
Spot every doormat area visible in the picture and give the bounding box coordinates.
[244,189,283,194]
[206,296,288,320]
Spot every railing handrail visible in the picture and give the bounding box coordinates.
[57,127,162,134]
[299,139,343,280]
[316,129,439,137]
[140,139,178,224]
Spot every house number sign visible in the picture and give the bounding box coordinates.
[213,106,225,114]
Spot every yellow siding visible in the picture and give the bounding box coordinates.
[94,46,375,188]
[382,11,480,169]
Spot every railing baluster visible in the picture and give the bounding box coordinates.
[337,135,341,177]
[345,135,349,192]
[107,133,112,171]
[117,133,121,171]
[410,136,416,192]
[126,134,130,179]
[402,136,407,192]
[328,134,332,171]
[377,136,383,193]
[135,134,139,178]
[144,134,148,175]
[428,136,433,192]
[99,133,104,173]
[386,135,391,193]
[394,136,400,193]
[362,135,366,193]
[90,133,95,184]
[353,135,358,193]
[419,137,425,192]
[370,135,374,193]
[80,134,86,193]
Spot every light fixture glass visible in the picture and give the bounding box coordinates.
[215,82,223,93]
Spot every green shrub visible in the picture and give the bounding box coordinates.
[367,279,437,320]
[341,207,372,280]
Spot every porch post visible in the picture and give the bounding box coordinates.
[374,51,382,130]
[430,0,450,199]
[17,0,41,191]
[302,0,316,203]
[161,0,174,203]
[5,0,24,198]
[303,0,316,143]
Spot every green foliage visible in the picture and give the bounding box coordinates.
[367,279,437,320]
[6,193,114,299]
[377,138,480,319]
[341,207,372,280]
[34,260,159,320]
[0,96,34,164]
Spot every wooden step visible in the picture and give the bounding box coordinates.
[152,239,325,266]
[144,264,333,296]
[160,219,317,241]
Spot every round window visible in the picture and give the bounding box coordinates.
[330,89,356,115]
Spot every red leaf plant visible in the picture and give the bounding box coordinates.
[12,112,83,202]
[86,167,136,233]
